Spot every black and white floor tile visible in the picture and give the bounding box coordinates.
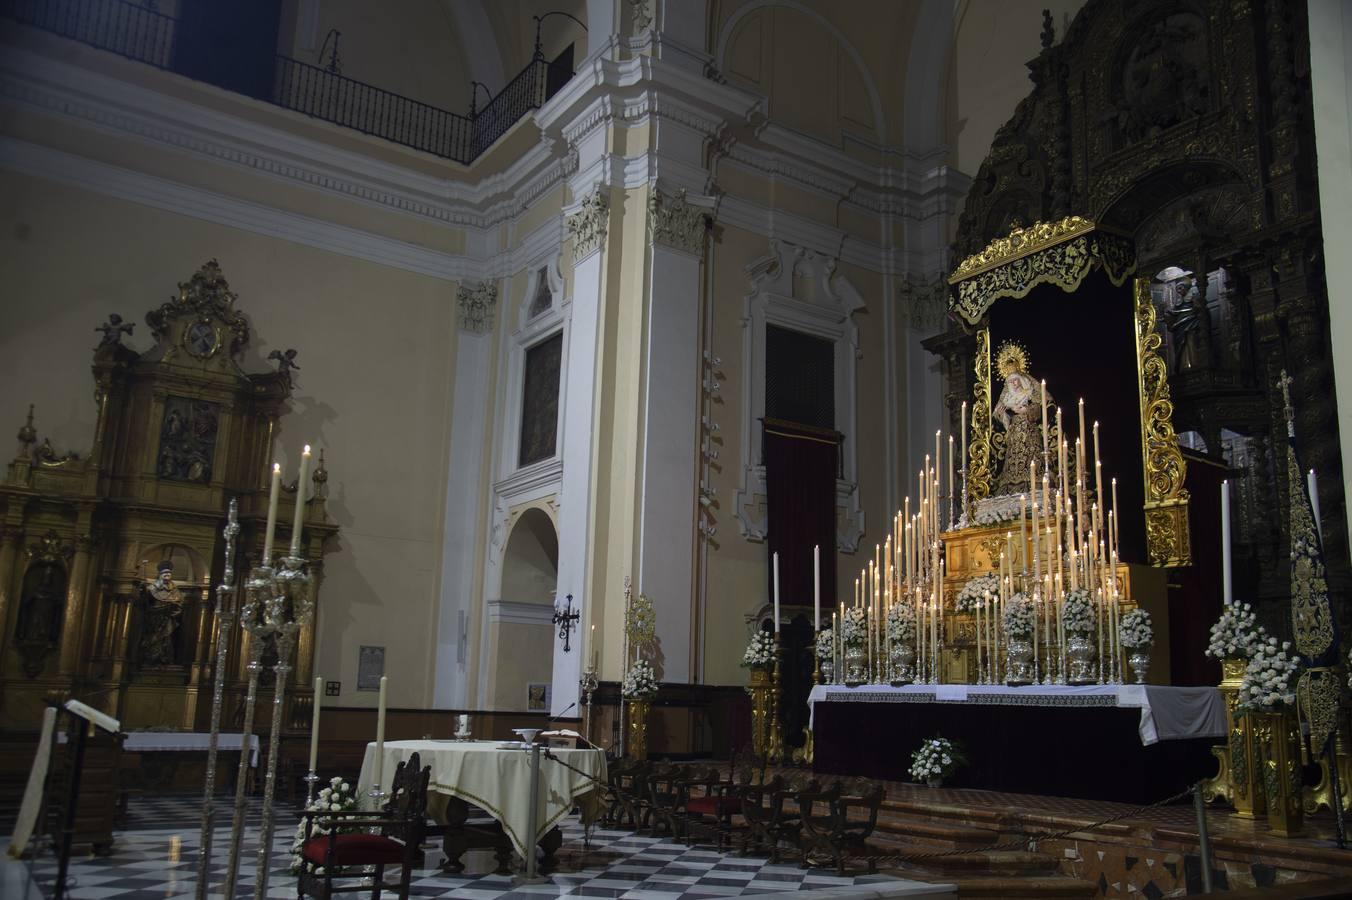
[7,793,939,899]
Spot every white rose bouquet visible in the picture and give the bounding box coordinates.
[622,659,659,698]
[955,574,999,613]
[1206,602,1261,660]
[815,628,834,660]
[1118,608,1153,649]
[741,631,776,668]
[291,775,359,873]
[909,736,964,784]
[886,602,916,643]
[1002,593,1034,637]
[1238,636,1301,712]
[1061,588,1096,634]
[841,607,868,646]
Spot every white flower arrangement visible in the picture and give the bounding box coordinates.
[741,631,776,668]
[1238,636,1301,712]
[886,602,916,643]
[622,659,659,699]
[1061,588,1096,634]
[815,628,834,660]
[909,736,963,783]
[955,574,999,613]
[972,507,1021,526]
[1205,602,1261,660]
[841,607,868,646]
[1118,608,1153,649]
[291,776,359,873]
[1002,593,1034,637]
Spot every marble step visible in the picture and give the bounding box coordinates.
[873,813,1002,848]
[943,875,1099,898]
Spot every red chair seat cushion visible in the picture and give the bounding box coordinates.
[686,796,739,817]
[302,833,406,866]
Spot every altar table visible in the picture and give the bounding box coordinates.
[809,684,1225,804]
[123,731,260,765]
[357,740,606,859]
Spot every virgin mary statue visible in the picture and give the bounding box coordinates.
[991,342,1058,497]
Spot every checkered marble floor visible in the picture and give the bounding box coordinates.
[9,793,938,899]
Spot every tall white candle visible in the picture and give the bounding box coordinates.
[374,674,387,783]
[813,545,821,631]
[1040,379,1049,461]
[1309,469,1323,542]
[948,435,955,526]
[309,675,322,772]
[1221,479,1232,605]
[262,463,281,566]
[290,445,312,557]
[960,401,968,475]
[772,551,781,632]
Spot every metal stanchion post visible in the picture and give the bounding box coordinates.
[516,743,546,884]
[1193,783,1214,894]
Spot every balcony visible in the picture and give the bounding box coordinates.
[2,0,573,164]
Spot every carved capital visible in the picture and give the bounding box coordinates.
[567,188,609,262]
[456,281,499,334]
[648,189,711,257]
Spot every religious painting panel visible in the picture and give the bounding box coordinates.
[156,394,220,483]
[518,332,563,468]
[16,559,67,678]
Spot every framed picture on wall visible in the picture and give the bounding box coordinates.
[526,682,551,712]
[357,645,385,691]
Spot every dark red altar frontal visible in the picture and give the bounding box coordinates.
[813,690,1220,805]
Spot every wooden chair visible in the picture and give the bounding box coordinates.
[796,777,885,875]
[679,763,755,851]
[296,753,431,900]
[738,774,796,862]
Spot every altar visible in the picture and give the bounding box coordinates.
[810,683,1224,804]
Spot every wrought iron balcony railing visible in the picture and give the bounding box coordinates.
[2,0,563,164]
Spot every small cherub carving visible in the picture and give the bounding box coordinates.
[268,348,301,382]
[95,313,134,347]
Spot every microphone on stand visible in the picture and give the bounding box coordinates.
[550,701,578,723]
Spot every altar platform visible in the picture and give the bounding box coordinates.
[809,683,1225,804]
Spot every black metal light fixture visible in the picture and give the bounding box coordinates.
[552,593,581,652]
[532,11,587,61]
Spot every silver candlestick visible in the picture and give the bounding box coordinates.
[195,499,239,900]
[252,554,314,900]
[580,665,599,745]
[221,565,276,900]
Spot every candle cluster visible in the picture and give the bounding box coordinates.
[261,444,313,566]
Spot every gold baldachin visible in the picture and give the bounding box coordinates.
[950,216,1097,282]
[1134,278,1191,567]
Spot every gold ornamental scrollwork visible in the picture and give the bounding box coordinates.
[949,216,1136,325]
[967,328,994,513]
[1134,277,1190,567]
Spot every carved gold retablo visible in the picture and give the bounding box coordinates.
[950,215,1097,283]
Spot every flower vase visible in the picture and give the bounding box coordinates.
[1127,648,1150,684]
[820,658,834,684]
[844,643,866,687]
[625,697,651,761]
[1254,709,1304,837]
[926,777,942,789]
[1005,636,1034,686]
[889,643,916,687]
[1066,632,1097,685]
[746,667,773,758]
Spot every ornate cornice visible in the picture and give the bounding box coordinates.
[567,188,609,261]
[456,281,499,334]
[950,216,1097,282]
[648,188,710,256]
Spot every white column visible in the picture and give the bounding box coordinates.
[550,188,608,716]
[636,191,709,684]
[434,282,499,709]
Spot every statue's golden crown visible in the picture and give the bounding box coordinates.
[995,341,1030,380]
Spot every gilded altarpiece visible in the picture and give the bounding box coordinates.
[0,262,337,753]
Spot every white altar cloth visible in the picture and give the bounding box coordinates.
[358,740,606,859]
[122,731,260,766]
[807,683,1225,746]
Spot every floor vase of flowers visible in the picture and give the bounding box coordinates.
[1203,603,1265,817]
[1240,636,1303,836]
[623,659,658,761]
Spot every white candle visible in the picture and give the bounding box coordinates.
[309,675,322,772]
[1040,379,1049,461]
[262,462,281,566]
[290,445,312,557]
[772,552,780,632]
[948,435,955,526]
[374,675,387,783]
[1309,469,1323,543]
[813,545,821,631]
[1221,479,1232,605]
[960,401,968,476]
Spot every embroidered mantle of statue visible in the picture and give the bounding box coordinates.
[989,343,1067,501]
[138,560,185,667]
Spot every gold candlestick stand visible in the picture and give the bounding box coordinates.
[767,636,785,764]
[1200,657,1264,818]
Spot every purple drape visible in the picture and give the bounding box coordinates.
[764,419,839,612]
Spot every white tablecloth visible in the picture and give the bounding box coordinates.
[123,732,260,766]
[807,683,1225,746]
[357,740,606,858]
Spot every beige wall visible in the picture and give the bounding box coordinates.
[0,171,458,710]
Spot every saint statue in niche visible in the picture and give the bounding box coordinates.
[1164,275,1209,372]
[138,560,185,667]
[16,562,66,677]
[991,342,1061,497]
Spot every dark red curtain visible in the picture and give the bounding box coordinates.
[764,419,839,609]
[1170,451,1228,685]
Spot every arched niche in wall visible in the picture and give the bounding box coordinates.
[491,505,559,711]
